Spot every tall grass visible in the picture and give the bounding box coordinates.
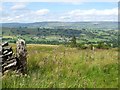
[2,44,118,88]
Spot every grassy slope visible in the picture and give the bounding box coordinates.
[2,44,118,88]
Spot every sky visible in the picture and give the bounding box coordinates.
[0,1,118,23]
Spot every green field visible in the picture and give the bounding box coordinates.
[2,44,118,88]
[1,22,118,45]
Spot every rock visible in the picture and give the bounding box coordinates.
[16,39,27,74]
[2,39,27,75]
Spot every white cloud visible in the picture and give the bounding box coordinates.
[59,8,118,21]
[2,14,26,22]
[15,14,24,19]
[11,3,27,10]
[35,9,50,15]
[0,6,3,11]
[68,8,118,16]
[0,6,118,23]
[0,8,50,23]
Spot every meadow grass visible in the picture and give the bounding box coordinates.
[2,44,118,88]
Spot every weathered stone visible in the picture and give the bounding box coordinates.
[16,39,27,74]
[2,42,9,47]
[2,39,27,75]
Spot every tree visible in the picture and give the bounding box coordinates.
[97,42,110,49]
[37,28,40,32]
[71,36,77,47]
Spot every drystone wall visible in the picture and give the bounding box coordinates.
[0,39,27,75]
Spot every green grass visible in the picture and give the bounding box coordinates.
[2,44,118,88]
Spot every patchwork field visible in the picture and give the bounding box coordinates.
[2,44,118,88]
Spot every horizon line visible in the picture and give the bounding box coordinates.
[0,21,118,23]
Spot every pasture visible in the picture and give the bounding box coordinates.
[2,44,118,88]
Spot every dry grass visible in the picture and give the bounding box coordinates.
[2,44,118,88]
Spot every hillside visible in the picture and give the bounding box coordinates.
[1,22,118,46]
[2,44,118,88]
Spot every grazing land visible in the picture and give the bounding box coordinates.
[2,44,118,88]
[1,22,118,46]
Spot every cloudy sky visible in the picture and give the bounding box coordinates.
[0,1,118,23]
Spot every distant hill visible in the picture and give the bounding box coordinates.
[1,22,118,30]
